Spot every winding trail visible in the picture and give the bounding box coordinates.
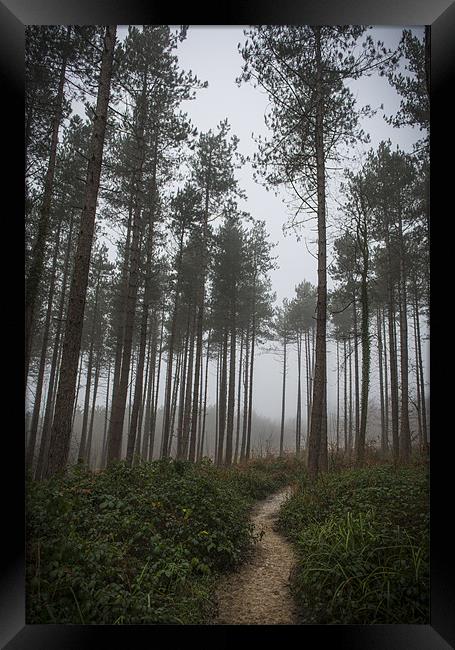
[215,485,301,625]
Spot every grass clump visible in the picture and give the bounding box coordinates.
[26,455,302,624]
[277,463,429,624]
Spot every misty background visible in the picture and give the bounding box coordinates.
[25,25,429,460]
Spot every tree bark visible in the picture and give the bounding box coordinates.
[296,333,302,456]
[78,269,101,462]
[357,264,370,467]
[149,310,164,461]
[35,215,75,479]
[343,337,348,453]
[246,312,256,461]
[25,27,70,388]
[101,359,111,468]
[377,307,387,455]
[86,351,101,467]
[240,322,250,462]
[412,305,423,449]
[336,338,340,453]
[182,307,197,459]
[199,330,211,461]
[45,26,116,477]
[217,329,228,465]
[398,206,412,462]
[177,309,191,459]
[280,335,287,457]
[225,317,236,466]
[307,26,327,478]
[26,223,61,472]
[414,290,428,453]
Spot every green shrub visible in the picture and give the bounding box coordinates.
[26,456,303,624]
[277,464,429,624]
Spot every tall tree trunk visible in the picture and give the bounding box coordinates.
[414,290,428,453]
[240,322,250,462]
[215,345,220,462]
[296,333,302,456]
[149,310,164,461]
[86,352,101,467]
[128,349,136,432]
[141,321,157,460]
[384,215,399,462]
[127,299,148,465]
[78,270,101,462]
[110,191,134,409]
[189,300,203,462]
[246,312,256,461]
[305,329,311,442]
[377,307,387,455]
[307,26,327,478]
[177,309,191,459]
[35,215,75,479]
[128,139,158,464]
[398,210,411,462]
[182,307,197,459]
[234,330,242,463]
[101,359,111,469]
[107,60,149,464]
[25,27,70,387]
[412,305,423,450]
[45,26,116,478]
[388,297,400,462]
[348,337,353,458]
[196,337,205,461]
[161,227,186,458]
[336,338,340,453]
[217,329,229,465]
[199,330,211,461]
[71,352,84,432]
[353,296,360,456]
[357,267,370,467]
[135,336,151,463]
[26,223,61,472]
[280,335,287,457]
[343,338,348,453]
[169,349,183,457]
[225,316,236,466]
[319,365,328,472]
[382,306,389,452]
[161,331,176,459]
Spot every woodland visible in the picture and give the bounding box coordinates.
[25,25,429,625]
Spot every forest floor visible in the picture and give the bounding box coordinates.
[215,485,301,624]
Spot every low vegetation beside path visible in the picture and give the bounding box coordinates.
[277,461,429,624]
[26,456,303,624]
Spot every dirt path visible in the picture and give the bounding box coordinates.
[214,485,301,625]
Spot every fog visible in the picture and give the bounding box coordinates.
[26,26,429,459]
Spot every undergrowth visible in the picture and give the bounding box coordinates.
[26,455,302,624]
[277,462,429,624]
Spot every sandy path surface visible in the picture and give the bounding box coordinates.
[214,486,301,625]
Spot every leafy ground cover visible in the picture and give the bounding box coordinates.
[277,462,429,624]
[26,455,302,624]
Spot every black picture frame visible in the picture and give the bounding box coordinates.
[4,0,454,647]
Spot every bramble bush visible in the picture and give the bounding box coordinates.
[277,463,429,624]
[26,455,303,624]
